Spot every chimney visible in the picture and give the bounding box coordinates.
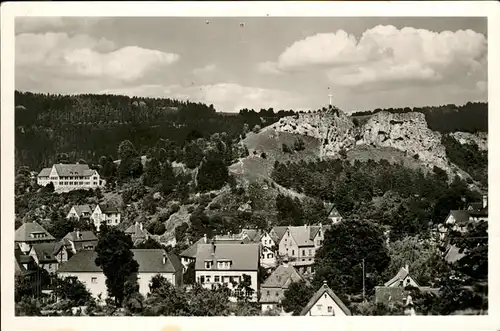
[405,264,409,273]
[162,253,167,265]
[203,233,207,243]
[140,223,143,230]
[483,194,487,209]
[211,242,216,255]
[323,280,327,287]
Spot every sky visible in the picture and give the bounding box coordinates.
[15,17,487,113]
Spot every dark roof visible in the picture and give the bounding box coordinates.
[58,250,102,273]
[58,249,181,274]
[53,164,95,177]
[447,210,470,226]
[195,243,259,271]
[261,264,303,288]
[70,205,93,217]
[270,226,288,242]
[125,223,152,238]
[180,237,208,258]
[131,249,182,273]
[240,229,263,242]
[98,204,119,214]
[31,243,64,263]
[15,221,55,243]
[38,168,51,177]
[384,266,420,287]
[299,282,352,316]
[64,231,98,242]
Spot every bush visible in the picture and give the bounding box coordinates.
[260,152,267,159]
[187,206,195,213]
[209,203,221,210]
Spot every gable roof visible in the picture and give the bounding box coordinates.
[195,243,259,271]
[15,221,56,243]
[58,249,181,273]
[98,203,119,214]
[261,264,303,289]
[31,242,63,263]
[63,231,98,242]
[299,282,352,316]
[180,237,208,258]
[53,164,96,177]
[70,205,94,217]
[58,250,102,273]
[447,210,470,225]
[384,266,420,287]
[288,226,315,247]
[240,229,263,242]
[38,168,52,177]
[444,245,466,264]
[270,226,288,242]
[125,223,152,238]
[131,249,182,273]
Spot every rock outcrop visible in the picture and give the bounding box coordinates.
[269,107,485,180]
[450,132,488,151]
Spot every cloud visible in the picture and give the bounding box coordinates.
[99,83,307,113]
[192,64,217,77]
[256,61,283,75]
[273,25,487,90]
[15,17,102,35]
[16,32,180,82]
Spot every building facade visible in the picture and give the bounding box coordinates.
[300,281,351,316]
[37,164,103,192]
[15,221,56,254]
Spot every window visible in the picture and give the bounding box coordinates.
[91,277,97,284]
[308,249,312,256]
[214,276,220,282]
[324,294,327,298]
[266,290,270,296]
[292,250,295,256]
[302,250,305,256]
[328,306,333,313]
[317,304,323,311]
[200,276,205,283]
[206,276,211,283]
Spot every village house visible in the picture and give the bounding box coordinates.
[37,163,104,192]
[276,224,330,263]
[375,264,439,306]
[259,256,304,312]
[15,221,56,253]
[125,222,155,246]
[62,230,98,254]
[300,281,352,316]
[179,235,209,271]
[66,205,93,221]
[91,204,121,231]
[195,243,260,301]
[325,202,343,224]
[57,249,183,299]
[15,247,41,296]
[28,242,68,274]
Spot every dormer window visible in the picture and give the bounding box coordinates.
[205,260,213,269]
[217,260,232,269]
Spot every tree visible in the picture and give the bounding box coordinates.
[175,222,189,243]
[147,221,166,235]
[118,140,139,160]
[197,158,228,192]
[95,227,139,306]
[161,162,176,196]
[143,157,162,187]
[144,275,189,316]
[142,194,157,214]
[186,283,231,316]
[135,238,164,250]
[282,280,315,315]
[313,219,390,299]
[236,274,254,302]
[53,276,92,307]
[183,262,196,285]
[253,124,261,133]
[276,194,304,226]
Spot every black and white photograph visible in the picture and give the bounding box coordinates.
[1,2,498,327]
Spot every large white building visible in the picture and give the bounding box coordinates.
[37,164,103,192]
[195,243,260,301]
[57,249,183,299]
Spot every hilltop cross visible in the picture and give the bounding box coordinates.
[328,93,333,107]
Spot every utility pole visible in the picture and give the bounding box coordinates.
[362,258,366,302]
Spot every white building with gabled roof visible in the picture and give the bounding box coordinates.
[37,163,103,192]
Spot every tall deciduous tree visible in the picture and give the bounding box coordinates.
[282,280,315,316]
[313,219,390,299]
[95,226,139,306]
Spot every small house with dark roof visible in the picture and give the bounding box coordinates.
[15,247,40,295]
[91,203,121,231]
[325,202,343,224]
[62,230,98,254]
[15,221,56,253]
[180,235,209,270]
[195,242,260,301]
[28,242,68,274]
[37,163,103,192]
[299,281,351,316]
[57,249,183,299]
[125,222,155,246]
[66,204,94,221]
[383,264,419,288]
[260,256,304,312]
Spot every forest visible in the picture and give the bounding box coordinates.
[14,91,295,171]
[351,102,488,133]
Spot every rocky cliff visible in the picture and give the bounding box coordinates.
[269,107,485,180]
[450,132,488,151]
